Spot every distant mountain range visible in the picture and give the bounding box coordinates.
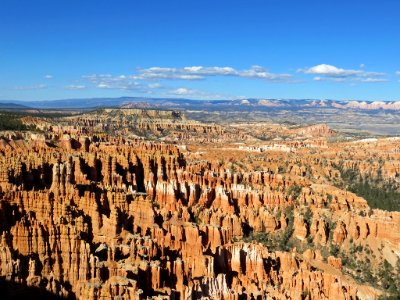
[1,97,400,111]
[0,102,30,109]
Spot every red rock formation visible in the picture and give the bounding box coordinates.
[0,116,399,299]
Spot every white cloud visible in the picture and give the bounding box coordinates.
[396,71,400,76]
[82,65,293,95]
[148,83,162,89]
[138,65,292,81]
[83,75,142,92]
[97,83,111,89]
[65,85,86,90]
[299,64,362,77]
[44,75,53,79]
[86,66,289,81]
[81,65,295,99]
[171,87,194,95]
[166,87,240,100]
[83,70,240,98]
[359,78,388,83]
[90,79,161,94]
[138,68,203,80]
[299,64,386,83]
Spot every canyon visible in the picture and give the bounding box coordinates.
[0,108,399,299]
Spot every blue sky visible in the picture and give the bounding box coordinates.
[1,0,399,101]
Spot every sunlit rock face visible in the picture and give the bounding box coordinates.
[0,113,399,299]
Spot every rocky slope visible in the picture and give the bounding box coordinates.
[0,112,399,299]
